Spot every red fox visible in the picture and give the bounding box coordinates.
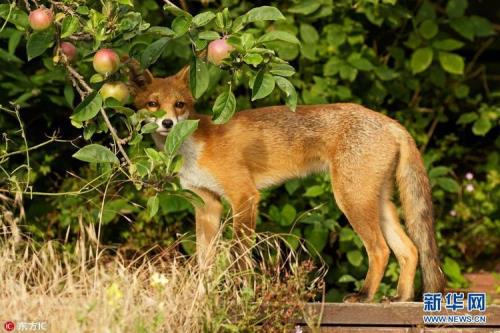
[129,64,445,302]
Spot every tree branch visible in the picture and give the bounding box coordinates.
[63,63,132,166]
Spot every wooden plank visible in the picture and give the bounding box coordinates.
[300,302,500,327]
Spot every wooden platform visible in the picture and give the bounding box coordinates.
[297,302,500,332]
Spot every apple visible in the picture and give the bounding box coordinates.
[99,82,130,104]
[207,38,234,65]
[93,49,120,75]
[60,42,77,62]
[29,7,54,31]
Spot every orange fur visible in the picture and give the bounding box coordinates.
[131,66,445,302]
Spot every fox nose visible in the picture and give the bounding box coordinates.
[161,119,174,129]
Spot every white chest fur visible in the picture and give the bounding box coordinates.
[175,137,224,196]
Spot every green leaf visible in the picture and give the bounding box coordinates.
[215,12,224,30]
[299,23,319,43]
[429,166,451,178]
[243,53,263,66]
[323,57,341,76]
[172,15,191,37]
[374,67,399,81]
[90,74,104,83]
[432,38,464,51]
[419,19,438,39]
[470,15,495,37]
[347,55,374,71]
[288,0,321,15]
[240,33,255,50]
[83,123,95,141]
[27,30,54,61]
[158,193,192,214]
[64,84,74,108]
[71,92,103,122]
[275,76,297,111]
[338,274,357,283]
[258,31,300,45]
[347,250,363,266]
[284,180,300,195]
[61,16,79,38]
[438,52,464,75]
[280,204,297,226]
[0,48,23,64]
[212,87,236,124]
[246,6,285,22]
[457,112,478,125]
[189,57,209,99]
[165,120,199,156]
[436,177,460,193]
[304,224,328,253]
[105,98,135,116]
[270,63,295,77]
[198,30,220,40]
[472,118,492,136]
[148,26,175,37]
[416,1,436,23]
[301,43,317,60]
[73,144,119,164]
[8,29,23,54]
[117,0,133,6]
[251,71,275,101]
[192,11,215,27]
[410,47,433,74]
[140,37,169,68]
[339,64,357,81]
[0,4,29,30]
[102,199,136,224]
[141,122,159,134]
[453,84,469,98]
[147,195,160,218]
[230,15,246,33]
[164,3,192,18]
[450,17,474,40]
[443,257,467,284]
[304,185,324,197]
[446,0,467,18]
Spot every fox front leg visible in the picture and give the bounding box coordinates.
[192,188,222,267]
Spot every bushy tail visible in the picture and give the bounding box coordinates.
[396,133,446,293]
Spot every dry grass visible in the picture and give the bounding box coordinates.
[0,212,325,333]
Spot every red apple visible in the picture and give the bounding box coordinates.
[99,82,130,104]
[207,38,234,65]
[93,49,120,75]
[60,42,77,62]
[29,7,54,31]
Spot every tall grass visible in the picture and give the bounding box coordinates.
[0,210,325,332]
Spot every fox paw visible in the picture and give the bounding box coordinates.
[381,295,412,303]
[343,292,372,303]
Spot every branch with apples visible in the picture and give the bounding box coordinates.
[1,1,300,203]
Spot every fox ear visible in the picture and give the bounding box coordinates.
[123,56,153,90]
[174,65,190,86]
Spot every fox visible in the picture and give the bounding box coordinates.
[127,61,446,303]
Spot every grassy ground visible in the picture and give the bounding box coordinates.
[0,213,325,332]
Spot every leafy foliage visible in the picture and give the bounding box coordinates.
[0,0,498,302]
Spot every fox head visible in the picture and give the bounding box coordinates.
[128,63,194,135]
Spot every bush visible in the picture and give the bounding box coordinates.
[0,0,498,302]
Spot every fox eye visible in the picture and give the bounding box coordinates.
[174,101,185,109]
[147,101,158,108]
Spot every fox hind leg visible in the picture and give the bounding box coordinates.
[330,168,390,302]
[380,193,418,302]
